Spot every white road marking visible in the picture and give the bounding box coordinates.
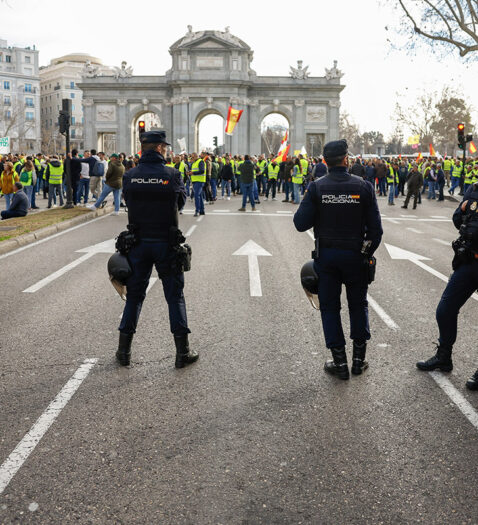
[277,211,293,214]
[0,213,112,260]
[306,230,315,240]
[431,215,448,219]
[212,209,230,213]
[387,219,400,224]
[367,294,399,330]
[23,253,96,293]
[181,211,299,217]
[433,238,452,246]
[196,216,204,222]
[185,225,197,237]
[233,240,272,297]
[400,214,417,218]
[429,372,478,431]
[406,227,423,234]
[0,358,98,495]
[23,239,116,293]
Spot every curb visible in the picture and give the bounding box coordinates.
[0,205,114,256]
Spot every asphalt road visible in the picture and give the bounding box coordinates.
[1,191,478,524]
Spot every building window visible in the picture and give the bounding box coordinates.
[70,92,75,99]
[4,81,10,90]
[72,104,75,110]
[25,55,31,63]
[5,55,11,63]
[5,110,11,119]
[71,129,76,138]
[25,97,34,107]
[26,111,34,121]
[4,95,10,105]
[70,81,75,89]
[71,116,76,125]
[25,83,32,92]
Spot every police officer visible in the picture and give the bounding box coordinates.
[117,131,198,369]
[416,183,478,390]
[293,140,383,380]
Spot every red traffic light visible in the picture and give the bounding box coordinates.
[138,120,145,132]
[458,123,465,131]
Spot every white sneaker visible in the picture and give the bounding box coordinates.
[113,211,119,216]
[86,204,96,210]
[272,197,277,201]
[227,196,231,200]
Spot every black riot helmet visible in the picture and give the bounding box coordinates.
[301,260,320,310]
[107,252,132,301]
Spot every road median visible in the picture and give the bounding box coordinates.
[0,205,114,255]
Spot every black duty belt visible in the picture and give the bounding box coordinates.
[319,238,362,251]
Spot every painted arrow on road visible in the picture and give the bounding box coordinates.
[23,239,116,293]
[233,240,271,297]
[384,243,478,301]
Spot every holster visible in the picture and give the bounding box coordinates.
[115,224,139,255]
[364,256,376,284]
[168,226,192,274]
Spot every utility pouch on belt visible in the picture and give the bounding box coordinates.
[168,227,192,273]
[364,256,376,284]
[115,224,139,255]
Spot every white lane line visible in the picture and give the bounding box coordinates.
[306,230,315,240]
[0,214,111,260]
[277,211,293,214]
[401,214,417,218]
[23,253,96,293]
[0,358,98,495]
[433,238,452,246]
[429,371,478,431]
[181,211,297,217]
[185,225,197,237]
[406,227,423,234]
[367,294,399,330]
[212,209,230,213]
[387,219,400,224]
[196,216,204,222]
[431,215,448,219]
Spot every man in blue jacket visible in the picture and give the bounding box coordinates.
[1,182,29,220]
[294,140,383,380]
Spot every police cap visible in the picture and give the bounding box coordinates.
[140,130,171,145]
[323,139,348,159]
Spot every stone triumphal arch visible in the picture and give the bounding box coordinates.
[79,27,345,155]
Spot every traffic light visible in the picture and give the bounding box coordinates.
[58,111,69,134]
[458,123,465,149]
[213,136,218,147]
[138,120,145,136]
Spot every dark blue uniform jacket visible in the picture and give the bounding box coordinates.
[123,150,186,240]
[294,166,383,255]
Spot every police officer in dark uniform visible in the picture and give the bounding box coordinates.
[116,131,198,368]
[293,140,383,380]
[417,184,478,390]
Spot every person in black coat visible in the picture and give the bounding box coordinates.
[70,149,82,205]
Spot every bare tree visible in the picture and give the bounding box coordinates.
[395,0,478,58]
[1,99,37,152]
[395,92,438,149]
[339,111,362,152]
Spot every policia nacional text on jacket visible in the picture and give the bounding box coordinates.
[293,140,383,380]
[116,131,198,369]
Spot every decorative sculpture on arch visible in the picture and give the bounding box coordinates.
[325,60,344,81]
[289,60,310,80]
[82,60,99,78]
[113,61,133,80]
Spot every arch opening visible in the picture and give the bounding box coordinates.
[132,111,162,154]
[261,113,289,156]
[195,111,225,154]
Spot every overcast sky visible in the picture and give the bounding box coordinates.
[2,0,476,145]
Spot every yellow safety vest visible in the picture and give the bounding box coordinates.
[191,159,206,183]
[300,159,308,177]
[19,169,33,186]
[166,163,175,168]
[177,161,186,178]
[258,160,267,174]
[443,159,452,171]
[48,163,64,184]
[292,166,303,184]
[267,164,279,179]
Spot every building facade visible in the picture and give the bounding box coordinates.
[0,39,41,153]
[40,54,112,153]
[79,28,345,155]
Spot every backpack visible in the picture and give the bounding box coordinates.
[92,161,104,177]
[19,170,31,184]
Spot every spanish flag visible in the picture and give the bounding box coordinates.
[470,141,477,154]
[225,106,243,136]
[429,143,436,157]
[417,152,423,162]
[273,131,290,163]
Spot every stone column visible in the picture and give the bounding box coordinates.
[328,99,340,142]
[116,98,129,153]
[82,98,95,148]
[294,99,306,152]
[248,98,260,154]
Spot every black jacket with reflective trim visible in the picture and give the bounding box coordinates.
[293,166,383,254]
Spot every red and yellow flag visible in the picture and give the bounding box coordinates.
[225,106,243,136]
[417,152,423,162]
[470,141,477,154]
[429,143,436,157]
[273,131,290,163]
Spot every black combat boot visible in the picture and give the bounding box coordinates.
[416,344,453,372]
[324,347,350,380]
[466,369,478,391]
[174,334,199,369]
[351,341,368,375]
[116,332,133,366]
